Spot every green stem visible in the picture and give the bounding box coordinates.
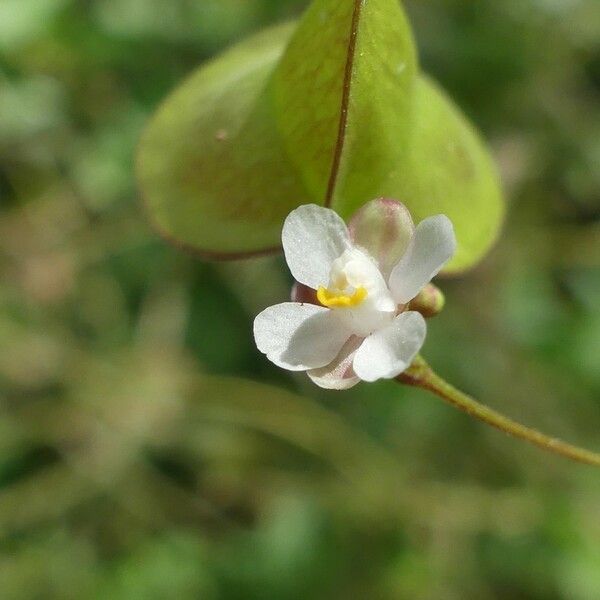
[398,356,600,467]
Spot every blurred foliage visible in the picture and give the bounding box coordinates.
[0,0,598,599]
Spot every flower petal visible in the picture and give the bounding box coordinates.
[389,215,457,304]
[348,198,415,277]
[254,303,351,371]
[307,336,363,390]
[325,248,396,337]
[353,311,426,382]
[282,204,352,290]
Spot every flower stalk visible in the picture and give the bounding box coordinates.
[398,356,600,467]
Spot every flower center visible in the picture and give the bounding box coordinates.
[317,285,368,309]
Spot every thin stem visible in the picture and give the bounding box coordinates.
[398,356,600,467]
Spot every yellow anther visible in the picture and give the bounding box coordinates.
[317,286,368,309]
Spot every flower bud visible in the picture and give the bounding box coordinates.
[409,283,446,318]
[348,198,414,278]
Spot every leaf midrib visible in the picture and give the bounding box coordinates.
[324,0,364,207]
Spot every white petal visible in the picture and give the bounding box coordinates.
[327,248,396,337]
[353,312,426,382]
[348,198,415,278]
[254,303,350,371]
[389,215,457,304]
[282,205,352,289]
[331,248,397,311]
[307,336,363,390]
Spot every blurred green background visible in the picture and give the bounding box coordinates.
[1,1,599,598]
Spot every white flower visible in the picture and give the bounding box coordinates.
[253,199,457,390]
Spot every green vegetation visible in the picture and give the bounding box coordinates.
[0,1,598,598]
[138,0,503,272]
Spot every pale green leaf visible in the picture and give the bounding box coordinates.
[138,0,505,272]
[137,23,310,258]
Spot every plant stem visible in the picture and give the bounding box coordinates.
[398,356,600,467]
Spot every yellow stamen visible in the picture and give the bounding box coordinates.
[317,286,368,308]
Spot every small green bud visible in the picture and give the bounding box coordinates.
[409,283,446,318]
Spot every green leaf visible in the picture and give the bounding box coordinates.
[272,0,418,209]
[137,23,309,259]
[138,0,504,272]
